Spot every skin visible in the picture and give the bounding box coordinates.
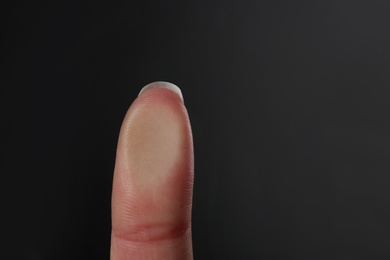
[110,85,194,259]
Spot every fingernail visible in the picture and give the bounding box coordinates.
[138,81,184,102]
[122,82,190,188]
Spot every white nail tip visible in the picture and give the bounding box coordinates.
[138,81,184,102]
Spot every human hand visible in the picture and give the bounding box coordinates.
[110,82,194,259]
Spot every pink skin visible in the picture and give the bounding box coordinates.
[110,87,194,259]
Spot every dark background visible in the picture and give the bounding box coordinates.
[2,1,390,259]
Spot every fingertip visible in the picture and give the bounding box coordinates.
[111,82,194,259]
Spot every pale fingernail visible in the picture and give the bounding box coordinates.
[138,81,184,102]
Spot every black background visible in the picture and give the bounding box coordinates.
[2,1,390,259]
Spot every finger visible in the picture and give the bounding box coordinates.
[110,82,194,260]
